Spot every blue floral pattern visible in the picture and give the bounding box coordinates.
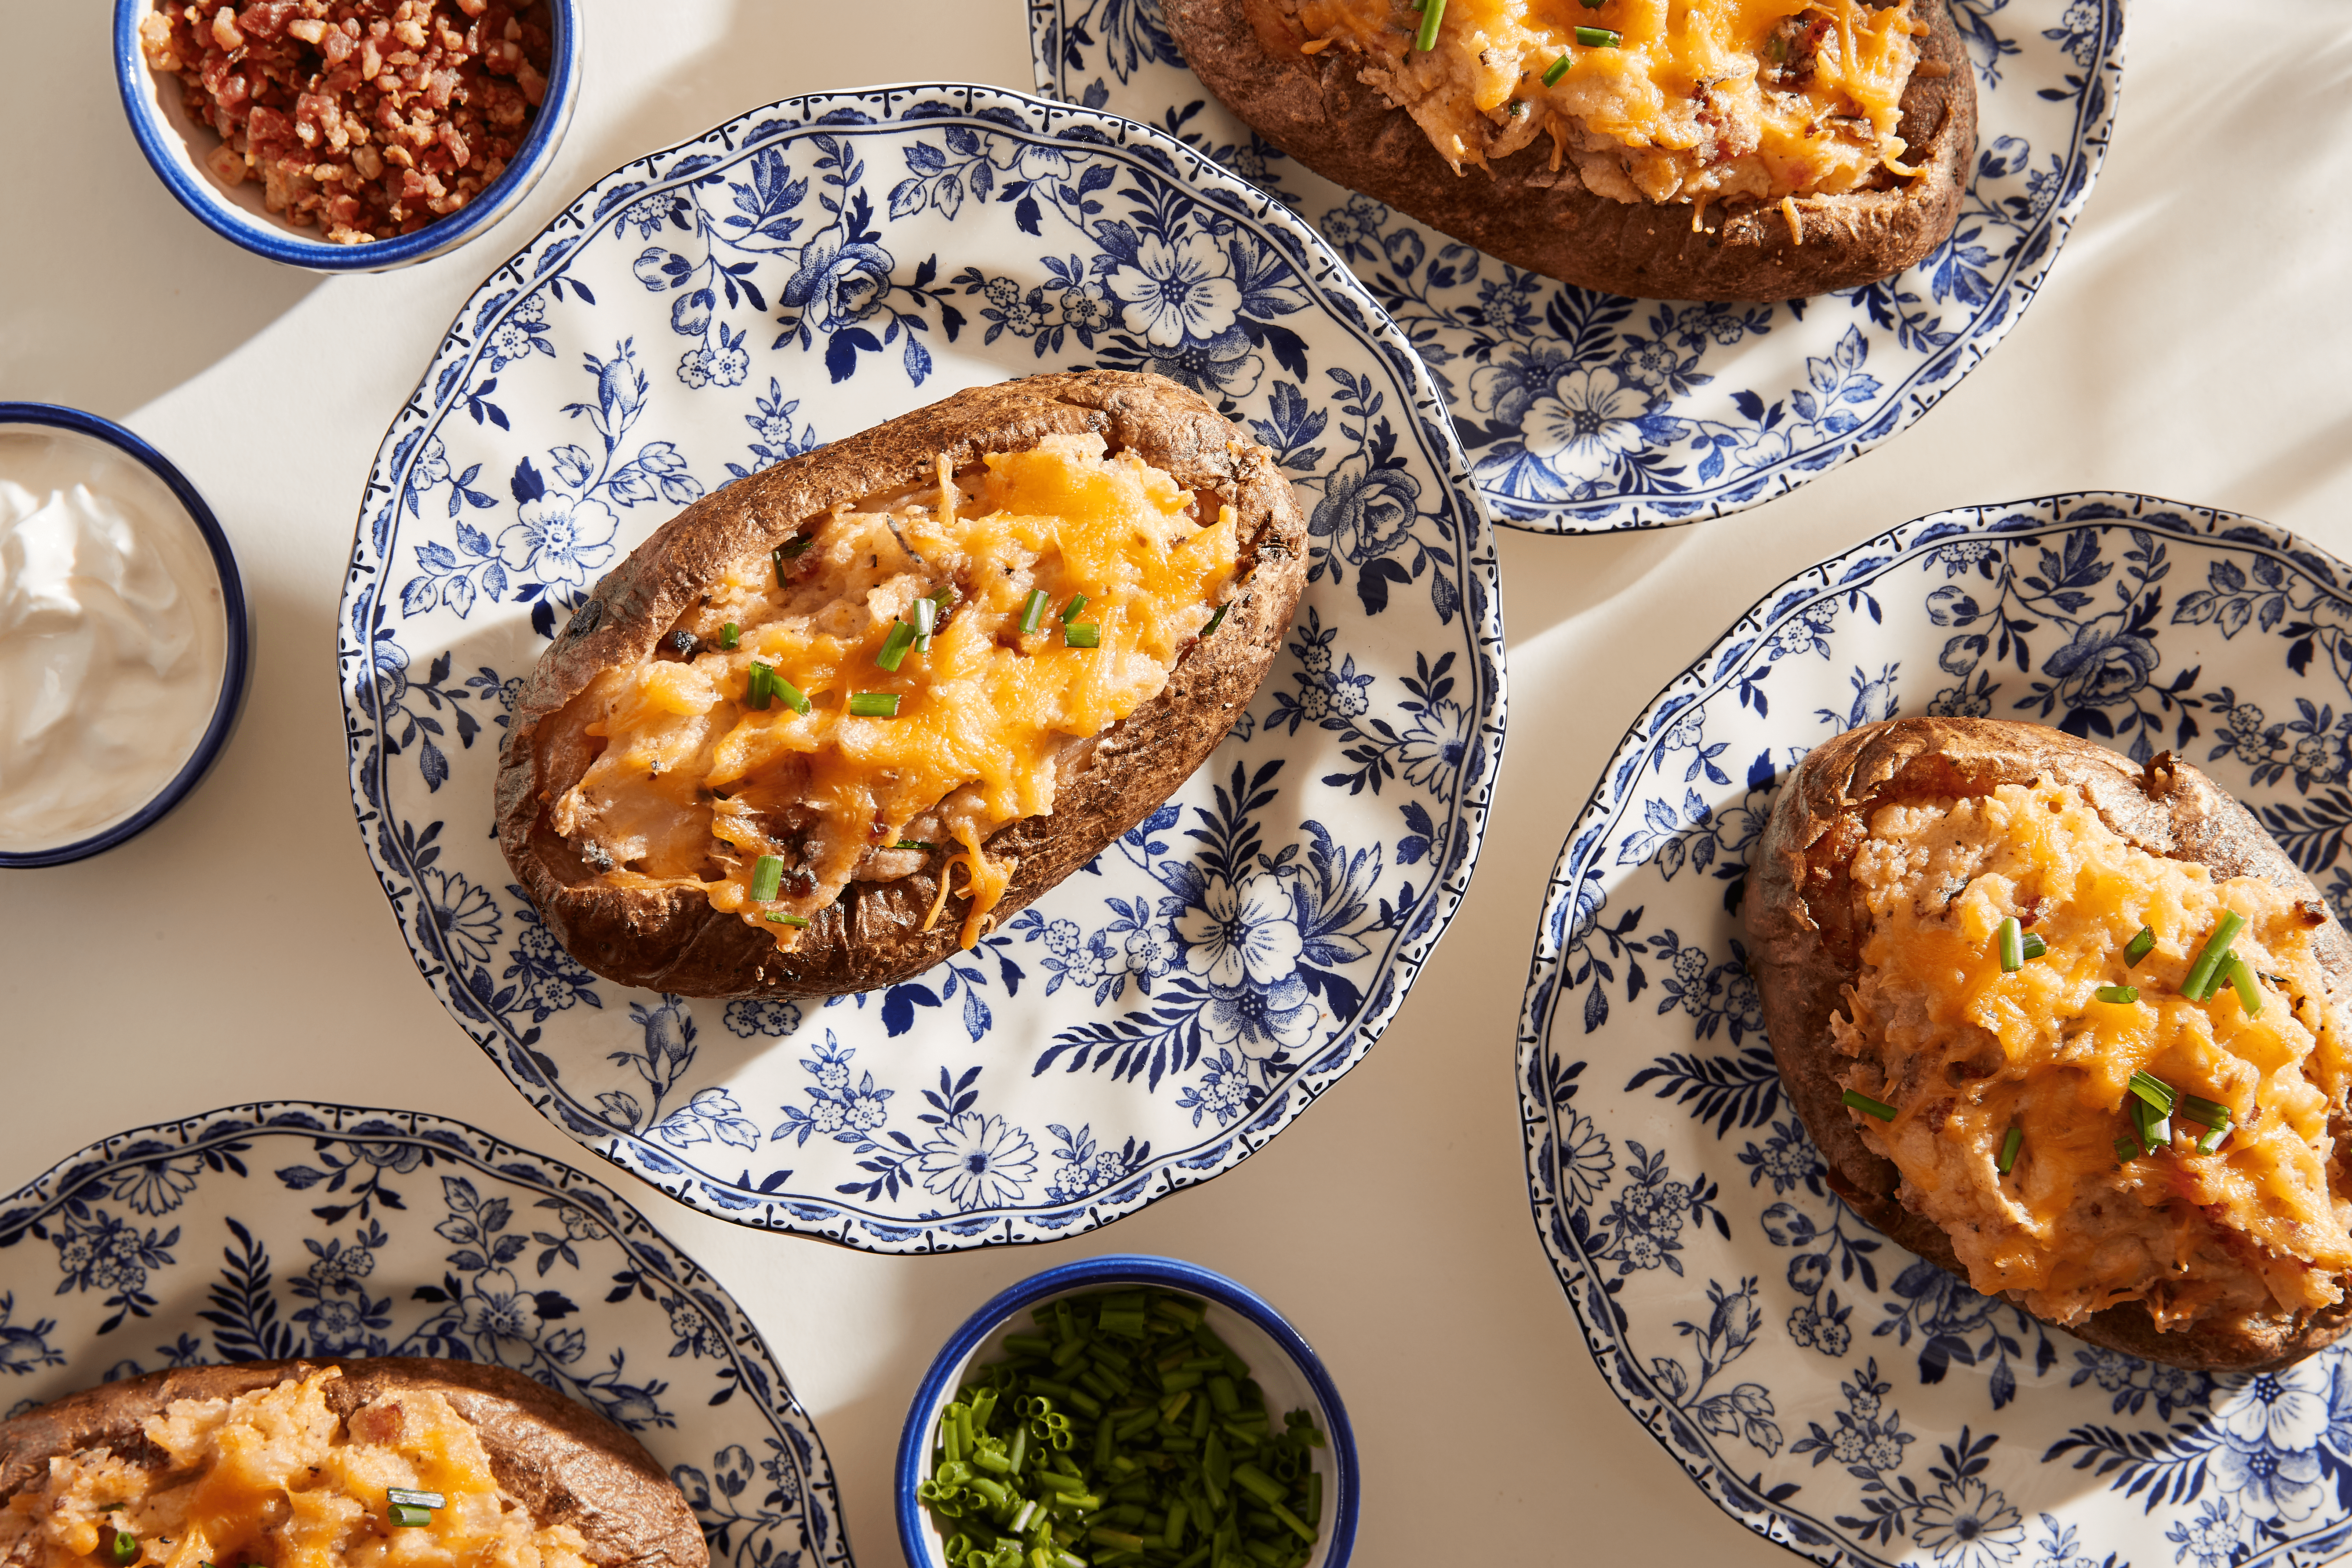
[0,1104,847,1568]
[1520,495,2352,1566]
[1030,0,2124,532]
[337,85,1504,1252]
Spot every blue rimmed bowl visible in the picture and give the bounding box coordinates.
[113,0,580,271]
[0,403,251,869]
[897,1255,1359,1568]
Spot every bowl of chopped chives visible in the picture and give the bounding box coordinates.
[897,1255,1359,1568]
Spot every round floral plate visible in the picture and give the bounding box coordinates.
[1518,495,2352,1568]
[1030,0,2124,532]
[337,84,1504,1251]
[0,1102,851,1565]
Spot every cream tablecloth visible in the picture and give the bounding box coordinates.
[4,1,2348,1561]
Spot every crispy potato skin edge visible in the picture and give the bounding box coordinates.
[0,1357,706,1568]
[1164,0,1977,302]
[1743,717,2352,1372]
[494,370,1309,999]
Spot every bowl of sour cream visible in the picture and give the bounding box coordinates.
[0,404,249,867]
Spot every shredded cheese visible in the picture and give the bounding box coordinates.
[552,434,1238,951]
[1294,0,1925,206]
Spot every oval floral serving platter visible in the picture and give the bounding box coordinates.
[337,84,1504,1252]
[0,1102,850,1566]
[1030,0,2124,533]
[1517,495,2352,1568]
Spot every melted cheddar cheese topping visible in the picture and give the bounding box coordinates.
[1835,783,2352,1332]
[1295,0,1925,205]
[0,1369,592,1568]
[553,433,1237,949]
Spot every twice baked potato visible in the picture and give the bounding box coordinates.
[1746,718,2352,1371]
[0,1357,704,1568]
[1166,0,1977,301]
[496,371,1307,999]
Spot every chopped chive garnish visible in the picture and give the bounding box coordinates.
[2125,925,2155,966]
[770,673,811,716]
[1997,1127,2022,1174]
[1841,1088,1897,1121]
[912,597,938,637]
[2182,910,2248,1000]
[849,692,901,718]
[780,532,817,558]
[387,1505,433,1529]
[745,661,774,711]
[750,855,785,903]
[2178,1093,2233,1130]
[2196,1122,2230,1155]
[1060,593,1090,624]
[1997,916,2024,972]
[763,912,810,927]
[2115,1134,2140,1164]
[386,1490,445,1510]
[1201,603,1229,637]
[1019,588,1049,635]
[892,839,935,850]
[876,619,919,671]
[2227,954,2262,1015]
[1542,52,1571,84]
[1575,24,1622,46]
[921,1288,1328,1565]
[2094,984,2139,1004]
[1414,0,1446,51]
[107,1533,138,1567]
[1065,623,1101,649]
[2020,932,2047,961]
[2127,1070,2175,1113]
[719,622,740,650]
[2130,1094,2171,1154]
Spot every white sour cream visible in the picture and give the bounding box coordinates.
[0,428,230,852]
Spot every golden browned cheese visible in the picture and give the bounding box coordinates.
[1835,782,2352,1330]
[1296,0,1923,204]
[0,1369,592,1568]
[550,432,1238,950]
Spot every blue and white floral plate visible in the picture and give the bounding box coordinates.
[0,1102,850,1566]
[337,85,1504,1251]
[1031,0,2124,532]
[1519,495,2352,1568]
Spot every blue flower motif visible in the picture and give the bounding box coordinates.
[498,491,620,588]
[2042,611,2159,709]
[916,1113,1037,1210]
[1105,231,1241,347]
[780,223,894,331]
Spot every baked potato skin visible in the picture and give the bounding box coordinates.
[0,1357,706,1568]
[1745,717,2352,1372]
[1163,0,1977,302]
[495,370,1308,1000]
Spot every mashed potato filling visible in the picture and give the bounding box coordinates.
[0,1369,590,1568]
[1833,782,2352,1332]
[1296,0,1924,205]
[551,433,1238,950]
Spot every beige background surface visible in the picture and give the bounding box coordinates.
[3,1,2350,1561]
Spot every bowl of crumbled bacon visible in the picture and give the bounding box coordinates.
[115,0,579,270]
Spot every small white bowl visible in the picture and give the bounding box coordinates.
[898,1255,1360,1568]
[112,0,581,272]
[0,404,251,868]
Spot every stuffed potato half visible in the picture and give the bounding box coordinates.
[1165,0,1977,301]
[1746,718,2352,1372]
[0,1357,703,1568]
[496,371,1308,1000]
